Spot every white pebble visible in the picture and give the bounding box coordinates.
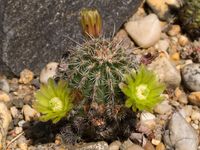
[40,62,58,84]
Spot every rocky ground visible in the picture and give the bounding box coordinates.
[0,2,200,150]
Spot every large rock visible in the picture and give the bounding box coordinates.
[0,0,142,76]
[164,112,199,150]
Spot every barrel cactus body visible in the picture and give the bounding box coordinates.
[179,0,200,39]
[58,38,137,104]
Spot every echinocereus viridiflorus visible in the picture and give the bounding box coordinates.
[119,65,165,112]
[33,78,73,123]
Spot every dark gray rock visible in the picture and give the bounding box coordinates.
[0,0,142,76]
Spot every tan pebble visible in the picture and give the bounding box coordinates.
[178,35,189,46]
[151,139,160,146]
[175,87,182,98]
[108,141,121,150]
[127,144,144,150]
[144,140,155,150]
[19,69,34,84]
[55,139,61,145]
[168,25,181,36]
[156,142,165,150]
[171,52,180,61]
[191,123,198,130]
[18,142,28,150]
[22,105,37,121]
[0,91,10,102]
[186,117,192,123]
[191,110,200,121]
[14,127,23,134]
[188,92,200,106]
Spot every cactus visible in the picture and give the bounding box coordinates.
[58,37,138,104]
[178,0,200,39]
[119,65,165,112]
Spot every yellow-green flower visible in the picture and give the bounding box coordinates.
[119,65,165,112]
[33,79,73,123]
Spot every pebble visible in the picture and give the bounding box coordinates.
[175,88,188,104]
[18,120,26,127]
[140,112,156,129]
[191,123,199,130]
[156,142,165,150]
[0,76,10,93]
[151,139,160,146]
[0,102,12,149]
[19,69,34,84]
[188,92,200,107]
[171,52,180,61]
[156,39,169,51]
[164,112,199,150]
[22,105,38,121]
[191,110,200,121]
[120,139,134,150]
[0,91,10,102]
[178,35,189,46]
[75,141,108,150]
[125,14,161,48]
[144,140,155,150]
[181,63,200,91]
[154,101,172,115]
[126,144,144,150]
[183,105,193,117]
[148,55,181,87]
[40,62,58,84]
[108,141,121,150]
[167,25,181,36]
[14,127,23,134]
[10,106,20,118]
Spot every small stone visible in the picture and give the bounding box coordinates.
[40,62,58,84]
[125,14,161,48]
[154,101,172,115]
[185,117,191,123]
[22,105,38,121]
[175,88,188,104]
[108,141,121,150]
[140,112,156,129]
[10,106,20,119]
[19,69,34,84]
[191,123,199,130]
[188,92,200,107]
[12,99,24,109]
[76,141,108,150]
[17,136,28,150]
[126,144,144,150]
[148,55,181,87]
[178,35,189,46]
[18,120,26,127]
[183,105,193,117]
[0,76,10,93]
[168,25,181,36]
[151,139,160,146]
[144,140,155,150]
[0,91,10,102]
[156,40,169,51]
[171,52,180,61]
[120,139,134,150]
[181,63,200,92]
[14,127,23,134]
[191,110,200,121]
[156,142,165,150]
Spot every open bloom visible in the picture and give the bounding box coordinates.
[33,79,73,123]
[119,65,165,112]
